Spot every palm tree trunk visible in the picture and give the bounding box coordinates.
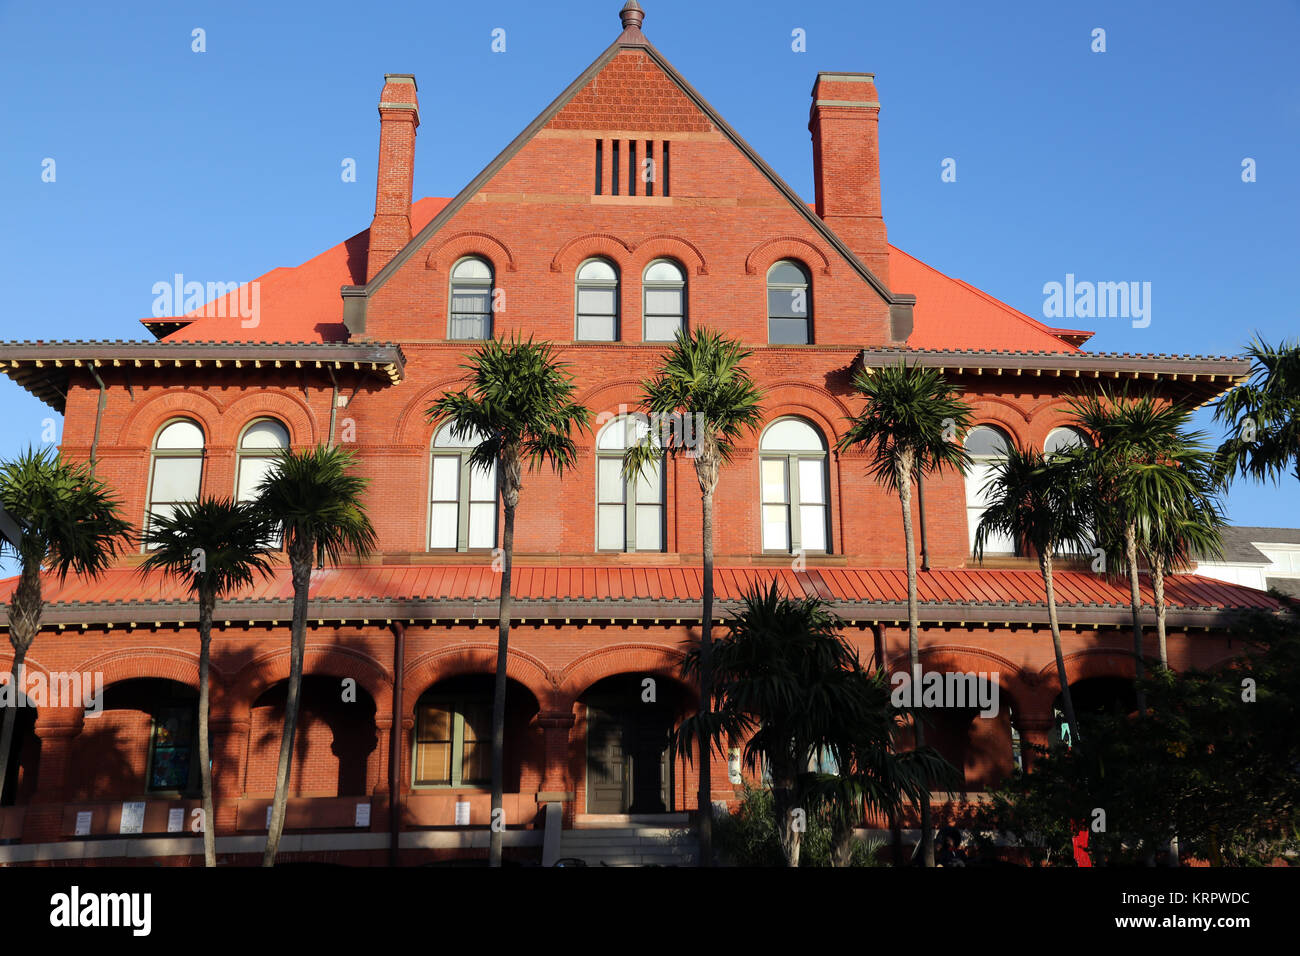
[1151,554,1175,866]
[198,589,217,867]
[489,498,516,868]
[1125,524,1147,715]
[697,481,715,867]
[1040,552,1083,746]
[898,456,933,867]
[263,549,311,866]
[830,816,855,867]
[0,561,40,800]
[1152,555,1169,670]
[773,769,800,867]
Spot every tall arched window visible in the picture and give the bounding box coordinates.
[596,414,664,552]
[429,422,497,551]
[576,258,619,341]
[759,418,829,553]
[767,260,812,344]
[965,424,1015,557]
[1045,426,1091,457]
[449,256,494,340]
[643,259,685,341]
[146,419,204,540]
[235,419,289,503]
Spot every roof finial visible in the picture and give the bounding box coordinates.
[620,1,645,31]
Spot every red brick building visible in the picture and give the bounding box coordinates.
[0,2,1282,865]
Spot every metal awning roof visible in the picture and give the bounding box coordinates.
[0,340,407,412]
[0,563,1287,631]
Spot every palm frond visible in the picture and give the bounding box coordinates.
[139,497,277,598]
[252,445,378,566]
[0,446,133,581]
[836,361,974,490]
[425,334,593,482]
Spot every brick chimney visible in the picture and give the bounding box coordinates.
[809,72,889,286]
[366,73,420,282]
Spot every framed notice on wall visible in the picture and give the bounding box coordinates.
[119,801,146,835]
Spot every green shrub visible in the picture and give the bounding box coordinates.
[715,784,886,867]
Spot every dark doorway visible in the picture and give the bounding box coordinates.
[584,676,675,814]
[0,701,37,806]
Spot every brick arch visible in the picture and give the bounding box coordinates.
[403,645,553,714]
[744,237,832,277]
[554,643,691,707]
[965,408,1025,448]
[391,374,480,446]
[970,393,1032,424]
[227,644,392,719]
[630,235,708,276]
[887,644,1031,717]
[1018,649,1144,714]
[549,234,633,274]
[759,383,854,448]
[0,651,51,708]
[581,379,649,425]
[76,647,206,695]
[222,392,318,448]
[425,232,517,274]
[120,390,223,449]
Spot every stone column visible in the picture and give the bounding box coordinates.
[209,715,250,835]
[22,707,84,843]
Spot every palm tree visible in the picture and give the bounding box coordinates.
[809,668,956,867]
[624,328,763,866]
[0,448,132,795]
[1214,337,1300,487]
[426,335,590,868]
[1070,389,1211,708]
[1134,459,1226,669]
[253,445,377,866]
[139,498,275,866]
[974,444,1092,746]
[835,360,972,867]
[676,581,876,866]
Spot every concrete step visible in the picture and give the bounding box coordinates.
[558,825,699,867]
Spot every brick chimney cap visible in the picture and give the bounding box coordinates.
[383,73,418,91]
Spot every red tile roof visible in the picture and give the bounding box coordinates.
[155,198,451,344]
[0,565,1285,618]
[150,198,1086,354]
[889,246,1087,353]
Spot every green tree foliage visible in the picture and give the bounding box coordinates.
[976,611,1300,866]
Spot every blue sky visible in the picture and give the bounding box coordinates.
[0,0,1296,574]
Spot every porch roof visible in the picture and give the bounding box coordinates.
[0,564,1288,632]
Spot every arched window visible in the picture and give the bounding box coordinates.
[1045,426,1091,457]
[429,422,497,551]
[965,424,1015,556]
[449,257,493,340]
[146,419,204,541]
[643,259,685,341]
[596,414,664,552]
[759,418,829,553]
[235,419,289,503]
[576,258,619,341]
[767,260,812,344]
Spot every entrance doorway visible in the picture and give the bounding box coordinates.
[584,677,676,814]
